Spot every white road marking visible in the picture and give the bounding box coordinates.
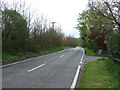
[28,64,46,72]
[71,65,81,89]
[60,55,64,57]
[70,48,85,89]
[81,50,85,62]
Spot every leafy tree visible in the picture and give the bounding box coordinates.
[88,0,120,61]
[76,10,90,47]
[108,32,120,61]
[76,7,115,52]
[88,0,120,33]
[88,10,114,52]
[2,10,29,53]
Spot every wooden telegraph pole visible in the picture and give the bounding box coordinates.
[50,22,56,29]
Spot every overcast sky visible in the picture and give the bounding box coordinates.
[7,0,88,37]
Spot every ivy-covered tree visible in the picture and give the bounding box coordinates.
[2,10,29,53]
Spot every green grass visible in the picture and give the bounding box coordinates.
[2,46,73,65]
[84,48,107,57]
[80,59,119,88]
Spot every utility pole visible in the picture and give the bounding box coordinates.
[50,22,56,29]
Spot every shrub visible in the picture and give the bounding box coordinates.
[108,32,120,62]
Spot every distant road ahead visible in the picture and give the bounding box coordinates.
[2,47,84,88]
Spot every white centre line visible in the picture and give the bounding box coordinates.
[60,55,64,58]
[28,63,46,72]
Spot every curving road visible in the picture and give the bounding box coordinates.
[2,47,84,88]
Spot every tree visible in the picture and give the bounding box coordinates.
[76,7,115,52]
[88,9,114,51]
[1,0,65,56]
[88,0,120,33]
[64,36,78,47]
[76,10,90,47]
[2,10,29,52]
[88,0,120,60]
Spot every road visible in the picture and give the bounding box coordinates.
[2,47,84,88]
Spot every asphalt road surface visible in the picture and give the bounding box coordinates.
[2,47,84,88]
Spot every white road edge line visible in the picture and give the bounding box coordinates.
[81,50,85,62]
[70,48,85,89]
[71,65,81,89]
[28,64,46,72]
[60,55,64,57]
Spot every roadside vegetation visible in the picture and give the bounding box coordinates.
[80,59,119,88]
[76,0,120,62]
[2,46,73,65]
[1,1,78,65]
[84,48,107,57]
[76,0,120,88]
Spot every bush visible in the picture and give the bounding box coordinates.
[105,59,120,88]
[108,32,120,62]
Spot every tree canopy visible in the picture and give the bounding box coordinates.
[2,10,29,52]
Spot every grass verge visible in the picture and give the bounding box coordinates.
[80,59,119,88]
[2,46,73,65]
[84,48,107,57]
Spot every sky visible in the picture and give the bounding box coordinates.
[6,0,88,38]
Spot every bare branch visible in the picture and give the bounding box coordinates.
[104,2,120,25]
